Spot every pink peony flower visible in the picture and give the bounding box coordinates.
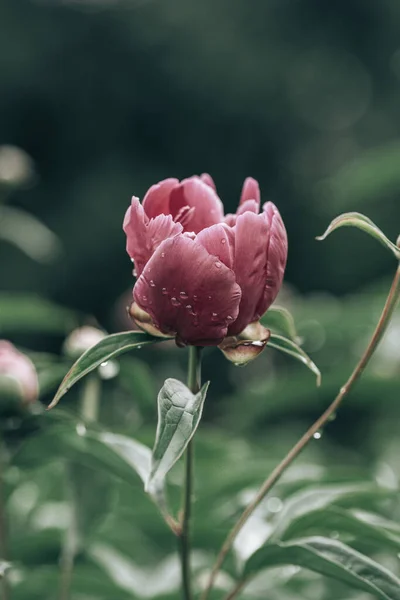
[0,341,38,403]
[123,175,287,351]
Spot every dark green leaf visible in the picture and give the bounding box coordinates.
[48,331,161,409]
[281,506,400,552]
[261,306,299,342]
[316,212,400,260]
[0,293,77,335]
[268,333,321,386]
[148,378,209,488]
[244,536,400,599]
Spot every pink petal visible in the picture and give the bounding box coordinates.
[224,213,237,227]
[200,173,217,191]
[237,199,259,216]
[142,178,179,219]
[123,197,182,277]
[240,177,260,209]
[133,236,241,346]
[169,178,224,234]
[254,202,288,319]
[196,223,235,269]
[227,211,271,336]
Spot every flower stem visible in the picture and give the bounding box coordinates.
[201,263,400,600]
[59,374,101,600]
[179,346,202,600]
[0,442,9,600]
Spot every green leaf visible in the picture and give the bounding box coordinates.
[244,536,400,599]
[316,212,400,260]
[148,378,209,488]
[261,306,299,342]
[0,205,61,263]
[268,333,321,386]
[281,506,400,552]
[48,331,162,409]
[270,483,383,542]
[0,293,77,335]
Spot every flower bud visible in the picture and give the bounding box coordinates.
[0,341,38,405]
[63,326,106,360]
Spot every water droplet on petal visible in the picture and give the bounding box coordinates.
[193,294,198,301]
[226,315,234,321]
[208,295,212,300]
[130,258,134,263]
[186,305,197,316]
[221,238,226,244]
[313,431,323,440]
[100,361,109,367]
[180,291,189,300]
[171,297,180,307]
[149,280,156,287]
[142,295,148,303]
[211,312,218,321]
[215,261,222,269]
[162,287,168,295]
[161,252,165,258]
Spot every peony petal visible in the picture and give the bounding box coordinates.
[169,178,224,233]
[196,223,235,269]
[123,197,182,277]
[128,302,172,339]
[133,236,241,346]
[240,177,260,209]
[227,211,270,336]
[142,178,179,219]
[200,173,217,191]
[224,213,237,227]
[237,199,259,216]
[254,202,288,319]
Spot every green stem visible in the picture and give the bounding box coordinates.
[0,443,9,600]
[59,374,101,600]
[179,346,202,600]
[201,263,400,600]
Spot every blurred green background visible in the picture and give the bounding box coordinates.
[0,0,400,599]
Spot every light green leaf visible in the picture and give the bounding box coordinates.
[268,333,321,386]
[261,306,299,342]
[244,536,400,599]
[281,506,400,552]
[316,212,400,260]
[48,331,161,409]
[0,293,77,335]
[0,205,61,263]
[148,378,209,488]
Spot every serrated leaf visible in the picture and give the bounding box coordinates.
[261,306,299,342]
[148,379,209,488]
[281,506,400,552]
[268,333,321,386]
[48,331,162,409]
[270,483,383,542]
[316,212,400,260]
[244,536,400,599]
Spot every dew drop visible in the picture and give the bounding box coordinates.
[266,497,283,513]
[193,294,198,301]
[252,341,264,347]
[137,345,142,350]
[208,295,212,300]
[226,315,234,321]
[149,280,156,287]
[76,423,87,437]
[180,291,189,300]
[161,252,165,258]
[100,361,109,367]
[171,297,180,307]
[130,258,134,263]
[221,238,226,244]
[162,287,168,295]
[215,261,222,269]
[313,431,323,440]
[211,312,218,321]
[142,295,148,303]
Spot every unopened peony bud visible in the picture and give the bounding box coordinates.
[0,341,38,404]
[63,326,106,360]
[0,145,35,188]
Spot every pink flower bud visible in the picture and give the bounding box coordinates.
[0,341,38,404]
[123,175,288,350]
